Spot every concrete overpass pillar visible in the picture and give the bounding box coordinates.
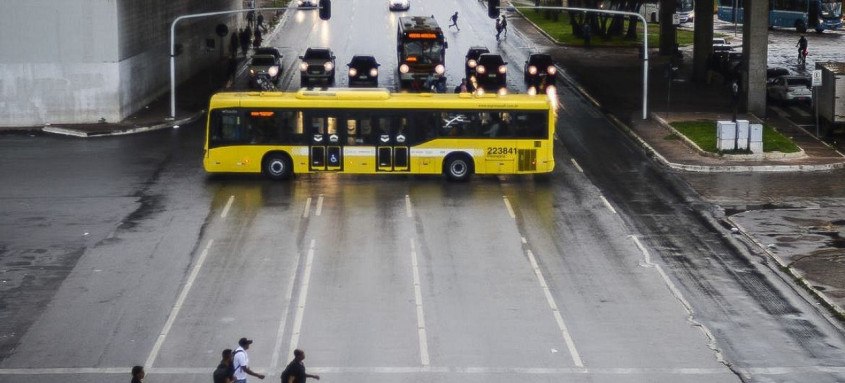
[742,0,768,116]
[692,0,714,83]
[659,0,677,55]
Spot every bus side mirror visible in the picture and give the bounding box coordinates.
[319,0,331,20]
[488,0,500,19]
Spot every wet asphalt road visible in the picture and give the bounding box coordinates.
[3,1,845,382]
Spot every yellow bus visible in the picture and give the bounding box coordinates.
[203,88,556,181]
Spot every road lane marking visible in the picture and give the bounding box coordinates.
[405,195,413,218]
[315,195,324,216]
[288,239,316,358]
[599,195,617,215]
[770,106,790,118]
[410,239,430,366]
[525,249,584,367]
[503,196,516,219]
[271,246,304,369]
[221,195,235,218]
[303,197,312,218]
[630,235,725,364]
[789,106,811,117]
[145,239,215,368]
[570,158,584,173]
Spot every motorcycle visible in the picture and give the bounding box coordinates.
[254,73,275,91]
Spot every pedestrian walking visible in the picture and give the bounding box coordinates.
[257,13,266,33]
[448,11,460,31]
[495,18,503,41]
[232,338,265,383]
[213,349,236,383]
[500,16,508,38]
[246,10,255,29]
[281,349,320,383]
[230,32,239,59]
[239,28,250,56]
[253,28,262,49]
[131,365,145,383]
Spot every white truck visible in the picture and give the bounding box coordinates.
[815,62,845,135]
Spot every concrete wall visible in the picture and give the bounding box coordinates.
[742,0,769,116]
[0,0,240,127]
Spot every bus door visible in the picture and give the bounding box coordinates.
[376,116,410,172]
[306,112,342,171]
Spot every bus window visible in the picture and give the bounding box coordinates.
[209,109,248,147]
[511,112,548,139]
[344,114,376,145]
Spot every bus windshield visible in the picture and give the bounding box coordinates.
[678,0,694,12]
[402,40,444,64]
[822,0,843,17]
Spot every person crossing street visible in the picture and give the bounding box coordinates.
[448,11,460,31]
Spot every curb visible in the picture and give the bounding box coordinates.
[727,216,845,319]
[41,111,205,138]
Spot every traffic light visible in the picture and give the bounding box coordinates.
[488,0,500,18]
[319,0,331,20]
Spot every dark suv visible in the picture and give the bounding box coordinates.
[464,46,490,81]
[347,55,380,87]
[475,53,507,93]
[523,53,556,93]
[299,47,336,86]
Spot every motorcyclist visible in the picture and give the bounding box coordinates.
[796,35,808,62]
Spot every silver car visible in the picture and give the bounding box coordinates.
[767,75,812,103]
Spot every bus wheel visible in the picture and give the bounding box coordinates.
[263,153,293,180]
[795,19,807,33]
[444,154,473,182]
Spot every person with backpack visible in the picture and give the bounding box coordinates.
[213,349,235,383]
[232,338,265,383]
[281,349,320,383]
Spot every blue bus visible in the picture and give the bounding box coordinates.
[717,0,843,32]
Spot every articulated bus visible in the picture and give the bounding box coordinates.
[396,16,447,90]
[203,89,556,181]
[639,0,695,23]
[717,0,843,32]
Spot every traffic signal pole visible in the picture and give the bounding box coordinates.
[493,5,650,120]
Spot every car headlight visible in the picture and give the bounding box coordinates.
[547,66,556,75]
[527,65,537,75]
[348,68,357,77]
[435,64,445,75]
[527,86,537,96]
[370,68,378,77]
[299,62,308,71]
[497,88,508,96]
[477,66,486,74]
[268,66,279,77]
[324,62,334,71]
[498,65,507,74]
[399,64,409,73]
[476,88,485,96]
[249,69,256,75]
[468,59,478,68]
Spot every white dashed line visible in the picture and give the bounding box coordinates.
[410,239,430,366]
[315,195,324,217]
[271,246,304,369]
[145,240,215,368]
[303,197,312,218]
[289,239,316,358]
[570,158,584,173]
[503,196,516,219]
[221,195,235,218]
[599,195,617,215]
[405,195,413,218]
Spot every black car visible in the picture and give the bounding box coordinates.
[254,47,283,62]
[475,53,507,93]
[464,46,490,81]
[299,47,336,86]
[346,55,380,87]
[248,54,282,88]
[523,53,556,93]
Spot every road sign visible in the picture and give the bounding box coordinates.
[812,69,822,87]
[672,13,680,25]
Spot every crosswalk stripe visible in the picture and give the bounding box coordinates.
[789,106,811,117]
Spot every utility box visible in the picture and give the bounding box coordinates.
[815,62,845,134]
[736,120,750,150]
[749,123,763,153]
[716,121,736,151]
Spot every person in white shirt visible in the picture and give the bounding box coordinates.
[232,338,265,383]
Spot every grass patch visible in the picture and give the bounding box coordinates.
[670,120,801,154]
[516,7,694,47]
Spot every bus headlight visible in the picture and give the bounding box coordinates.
[528,65,537,75]
[477,65,486,74]
[468,59,478,68]
[498,65,507,74]
[324,62,334,71]
[299,62,308,71]
[370,68,378,77]
[527,86,537,96]
[268,66,279,77]
[399,64,409,73]
[497,87,508,96]
[547,66,557,75]
[434,64,445,74]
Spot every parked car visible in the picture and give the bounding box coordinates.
[298,0,318,8]
[248,54,282,88]
[475,53,507,94]
[766,67,790,84]
[299,47,336,86]
[464,46,490,81]
[523,53,556,94]
[388,0,410,11]
[767,75,812,103]
[347,55,380,87]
